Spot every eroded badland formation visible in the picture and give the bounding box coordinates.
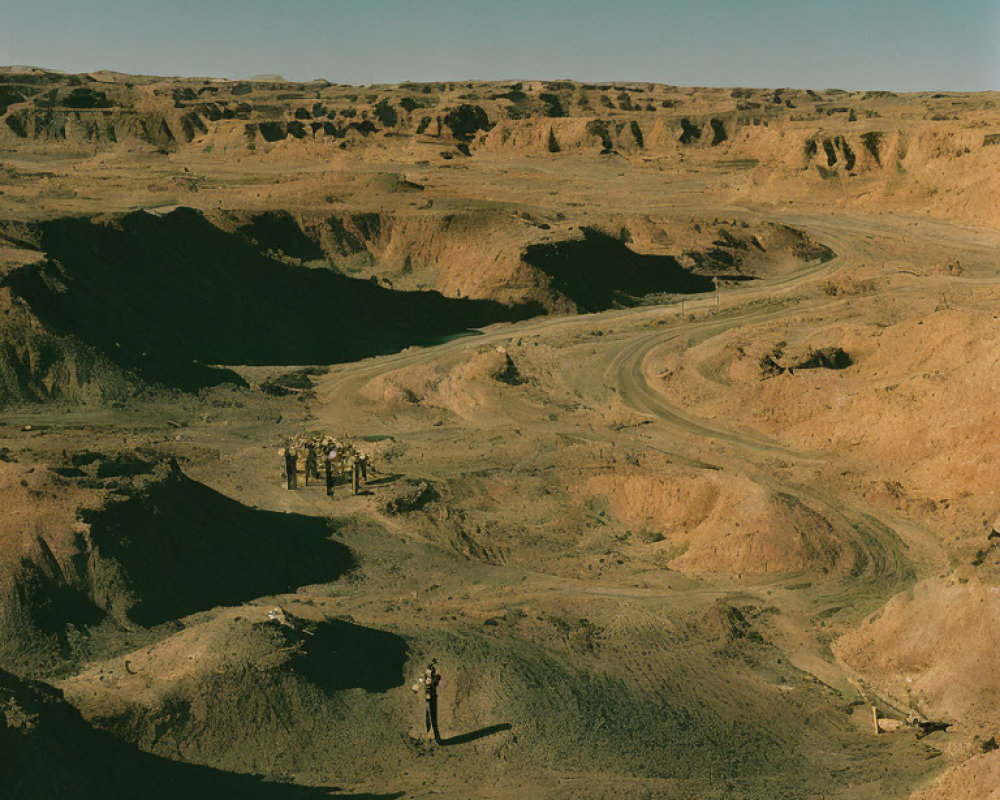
[1,66,1000,799]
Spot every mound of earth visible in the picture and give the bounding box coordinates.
[0,668,371,800]
[60,608,410,781]
[581,468,852,578]
[909,748,1000,800]
[56,595,912,797]
[0,454,353,676]
[362,346,528,423]
[649,299,1000,549]
[834,572,1000,800]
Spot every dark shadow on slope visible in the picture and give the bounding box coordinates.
[4,208,542,391]
[295,619,408,693]
[11,551,107,655]
[236,211,326,261]
[0,669,401,800]
[78,461,355,628]
[523,228,715,312]
[792,346,853,371]
[438,723,512,747]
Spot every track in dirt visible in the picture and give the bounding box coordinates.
[312,205,960,667]
[5,202,996,800]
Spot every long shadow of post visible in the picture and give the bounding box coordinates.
[438,723,512,747]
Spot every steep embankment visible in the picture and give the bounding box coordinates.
[0,285,134,405]
[0,204,834,403]
[1,207,539,395]
[0,453,353,677]
[215,209,833,308]
[835,573,1000,735]
[55,586,938,798]
[522,228,716,311]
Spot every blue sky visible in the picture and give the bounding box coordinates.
[2,0,997,91]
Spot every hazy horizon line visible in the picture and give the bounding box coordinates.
[3,64,995,95]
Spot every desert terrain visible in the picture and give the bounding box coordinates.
[1,66,999,799]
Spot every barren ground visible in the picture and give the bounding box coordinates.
[1,68,999,799]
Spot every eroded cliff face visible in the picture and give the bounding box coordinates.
[2,69,998,227]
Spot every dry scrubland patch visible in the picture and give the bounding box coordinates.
[58,607,412,783]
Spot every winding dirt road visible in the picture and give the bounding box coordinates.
[310,206,998,709]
